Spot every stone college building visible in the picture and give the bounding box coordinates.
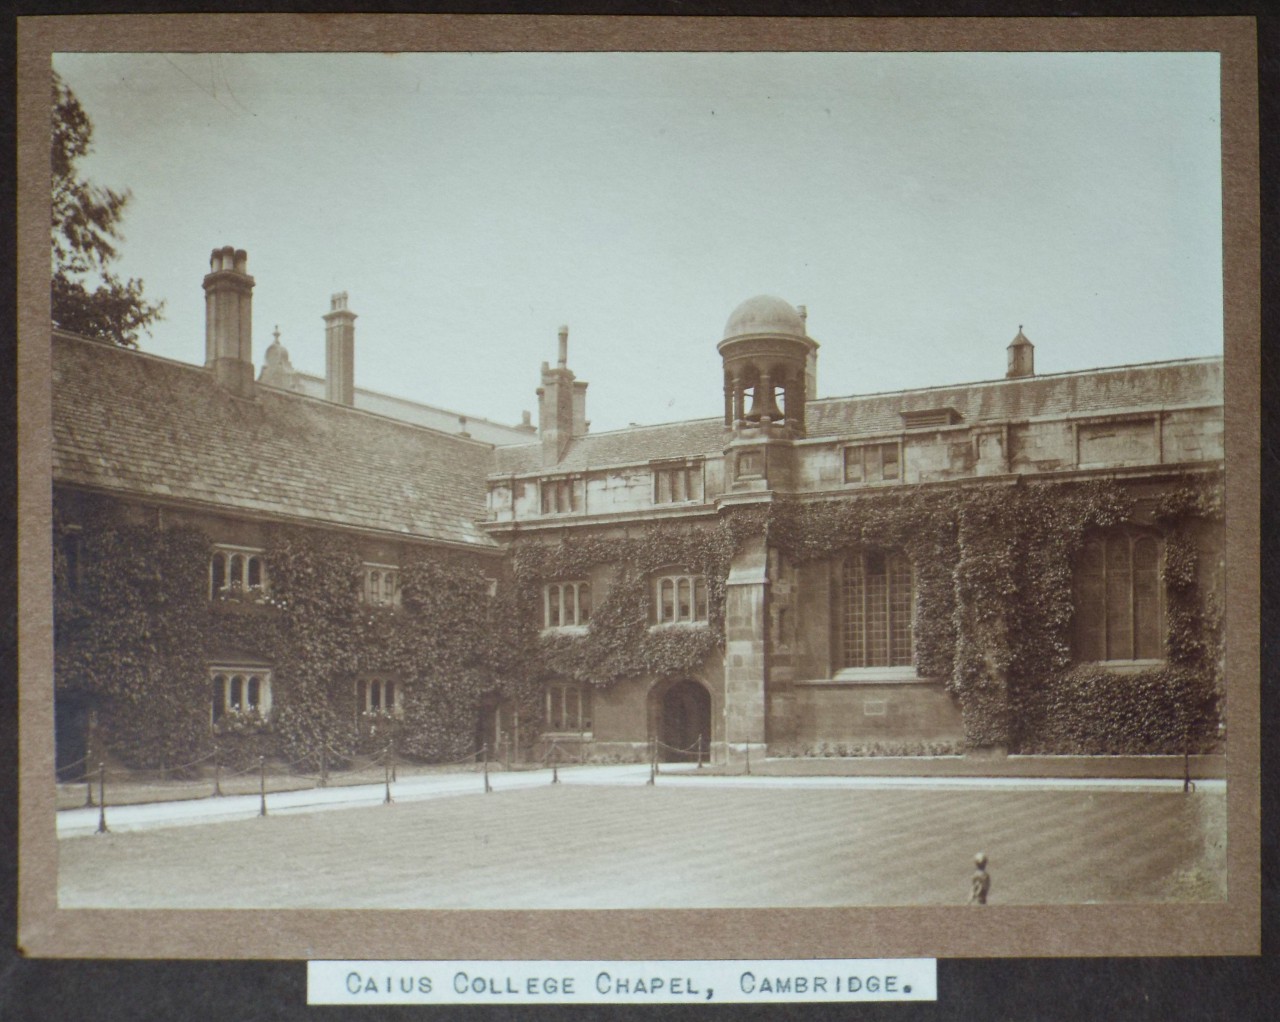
[50,248,1226,774]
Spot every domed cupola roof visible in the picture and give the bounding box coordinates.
[722,294,808,342]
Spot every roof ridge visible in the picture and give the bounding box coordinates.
[289,369,531,433]
[54,330,498,450]
[808,355,1223,406]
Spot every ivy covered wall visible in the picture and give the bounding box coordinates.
[53,469,1225,769]
[767,474,1224,752]
[54,496,523,769]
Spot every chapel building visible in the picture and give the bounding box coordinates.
[49,248,1226,771]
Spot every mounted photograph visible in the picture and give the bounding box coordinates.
[16,18,1259,960]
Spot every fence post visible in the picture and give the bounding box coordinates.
[319,745,328,788]
[1183,741,1196,793]
[745,741,751,775]
[383,745,393,805]
[95,762,108,834]
[258,755,267,817]
[551,745,560,784]
[213,743,223,797]
[697,734,704,769]
[83,762,96,808]
[391,737,397,784]
[483,743,492,794]
[647,738,656,786]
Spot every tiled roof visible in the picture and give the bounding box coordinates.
[491,418,732,476]
[288,372,536,446]
[491,358,1222,476]
[52,334,498,548]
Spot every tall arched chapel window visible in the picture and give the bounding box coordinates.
[1073,533,1162,661]
[840,551,913,669]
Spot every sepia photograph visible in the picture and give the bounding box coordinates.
[15,15,1259,963]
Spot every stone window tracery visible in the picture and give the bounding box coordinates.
[210,667,272,722]
[1072,532,1163,661]
[839,551,913,669]
[210,545,268,601]
[653,573,709,625]
[544,581,591,629]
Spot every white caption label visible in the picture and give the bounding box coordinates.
[308,959,936,1004]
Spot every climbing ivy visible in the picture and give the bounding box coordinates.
[764,475,1222,752]
[511,510,764,686]
[53,472,1224,765]
[55,511,523,769]
[54,515,210,769]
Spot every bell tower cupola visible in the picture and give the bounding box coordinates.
[718,295,818,436]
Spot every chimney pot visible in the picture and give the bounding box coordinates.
[557,325,569,368]
[203,246,255,397]
[323,291,357,405]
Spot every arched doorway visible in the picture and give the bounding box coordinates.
[657,680,711,762]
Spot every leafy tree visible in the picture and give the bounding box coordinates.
[51,71,163,346]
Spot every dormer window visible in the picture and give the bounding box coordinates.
[363,563,400,606]
[899,407,961,430]
[654,573,709,625]
[544,581,591,629]
[653,461,704,504]
[210,545,268,601]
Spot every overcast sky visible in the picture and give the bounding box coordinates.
[53,51,1222,434]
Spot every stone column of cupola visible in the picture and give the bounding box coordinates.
[203,246,255,398]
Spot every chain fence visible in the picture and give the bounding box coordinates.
[56,730,725,825]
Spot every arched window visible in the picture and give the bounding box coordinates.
[357,677,403,717]
[362,564,400,606]
[543,581,591,628]
[1073,533,1163,661]
[210,667,272,723]
[840,551,913,669]
[210,545,269,600]
[653,573,708,624]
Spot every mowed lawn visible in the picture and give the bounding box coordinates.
[58,784,1225,909]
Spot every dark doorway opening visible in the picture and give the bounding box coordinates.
[55,692,92,781]
[658,680,711,762]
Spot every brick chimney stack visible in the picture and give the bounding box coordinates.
[324,292,357,406]
[203,246,255,397]
[536,325,588,466]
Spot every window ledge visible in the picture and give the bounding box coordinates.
[1076,658,1167,675]
[828,666,921,684]
[541,625,589,637]
[648,621,710,632]
[543,731,594,740]
[210,599,276,616]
